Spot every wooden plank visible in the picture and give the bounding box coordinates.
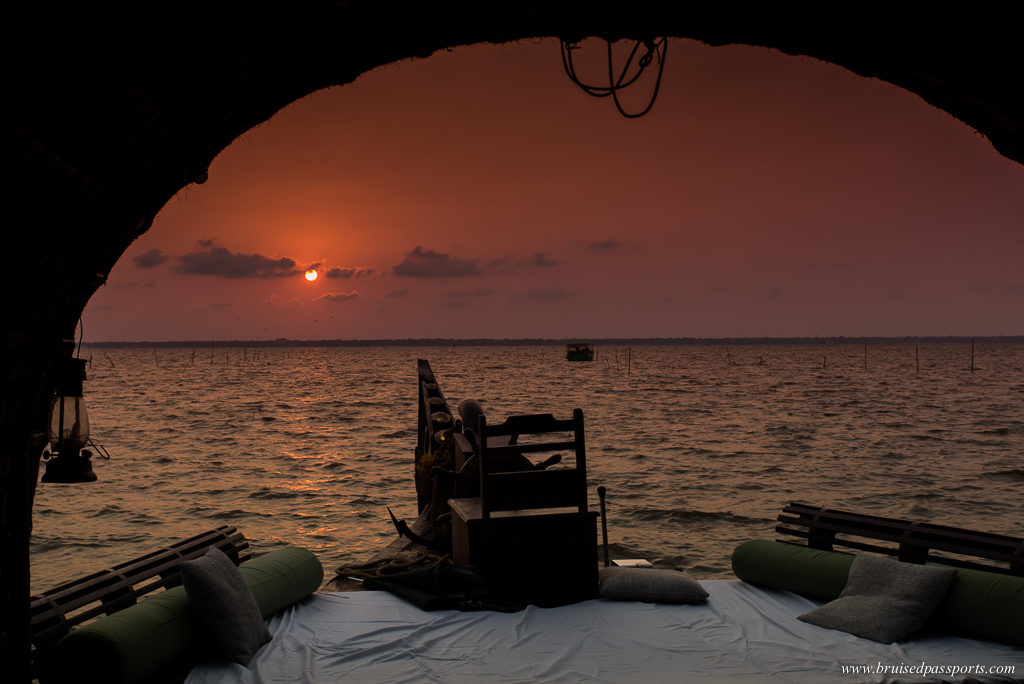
[781,504,1023,548]
[484,413,576,438]
[783,503,1022,545]
[781,513,1021,558]
[777,502,1024,575]
[485,441,577,457]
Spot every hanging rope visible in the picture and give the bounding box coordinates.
[560,37,668,118]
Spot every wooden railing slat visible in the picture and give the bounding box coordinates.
[777,503,1023,576]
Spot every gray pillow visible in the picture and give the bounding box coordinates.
[798,554,955,643]
[179,546,271,665]
[599,567,708,604]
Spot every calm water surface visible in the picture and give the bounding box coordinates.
[30,343,1024,593]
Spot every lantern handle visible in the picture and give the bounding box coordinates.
[88,437,112,460]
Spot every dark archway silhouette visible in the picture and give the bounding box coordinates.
[3,3,1024,678]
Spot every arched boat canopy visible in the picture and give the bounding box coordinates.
[3,3,1024,679]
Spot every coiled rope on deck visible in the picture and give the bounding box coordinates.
[334,550,451,582]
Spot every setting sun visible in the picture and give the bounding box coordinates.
[304,269,318,282]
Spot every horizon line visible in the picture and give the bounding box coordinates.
[80,335,1024,348]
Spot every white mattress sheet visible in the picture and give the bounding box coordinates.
[185,580,1023,683]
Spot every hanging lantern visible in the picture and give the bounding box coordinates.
[41,349,97,483]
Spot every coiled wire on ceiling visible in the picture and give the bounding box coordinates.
[560,37,668,118]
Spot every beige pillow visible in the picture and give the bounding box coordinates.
[599,567,708,604]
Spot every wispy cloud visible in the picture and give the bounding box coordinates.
[316,291,360,303]
[324,266,375,279]
[518,252,558,268]
[145,240,378,285]
[173,246,301,279]
[487,254,513,269]
[393,246,481,278]
[385,288,410,299]
[133,249,169,268]
[441,287,494,299]
[262,294,301,307]
[586,239,623,252]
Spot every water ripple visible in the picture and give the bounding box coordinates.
[29,342,1024,591]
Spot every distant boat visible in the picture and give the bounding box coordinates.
[565,343,595,362]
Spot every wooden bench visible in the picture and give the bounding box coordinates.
[776,502,1024,576]
[31,526,249,679]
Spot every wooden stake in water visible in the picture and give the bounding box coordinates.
[971,338,975,374]
[863,342,867,370]
[597,486,610,568]
[915,346,920,374]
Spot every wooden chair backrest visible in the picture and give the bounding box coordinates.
[478,409,588,518]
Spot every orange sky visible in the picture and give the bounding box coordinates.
[84,38,1024,341]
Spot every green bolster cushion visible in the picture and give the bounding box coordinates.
[241,545,325,619]
[731,539,1024,647]
[52,584,196,684]
[731,539,854,602]
[51,546,324,684]
[929,566,1024,646]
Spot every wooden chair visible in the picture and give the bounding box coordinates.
[448,409,598,606]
